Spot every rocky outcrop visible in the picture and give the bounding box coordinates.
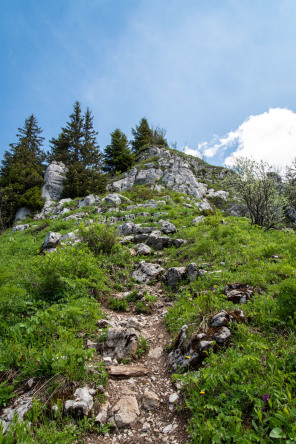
[15,207,32,221]
[97,327,140,362]
[169,309,245,371]
[163,263,199,288]
[64,387,94,419]
[108,146,227,200]
[42,161,68,202]
[132,261,164,283]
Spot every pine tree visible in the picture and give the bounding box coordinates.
[0,115,45,229]
[104,129,135,174]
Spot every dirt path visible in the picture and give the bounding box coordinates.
[86,283,190,444]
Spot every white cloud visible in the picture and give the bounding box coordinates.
[198,108,296,168]
[183,145,203,158]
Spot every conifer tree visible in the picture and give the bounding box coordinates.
[104,129,135,174]
[0,114,45,229]
[48,102,107,198]
[131,117,168,152]
[131,118,154,152]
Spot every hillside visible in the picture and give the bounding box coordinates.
[0,148,296,443]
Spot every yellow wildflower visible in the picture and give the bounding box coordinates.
[185,356,191,359]
[200,391,205,395]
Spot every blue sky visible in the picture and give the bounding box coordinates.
[1,0,296,167]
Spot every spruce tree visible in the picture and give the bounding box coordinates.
[0,114,45,229]
[104,129,135,174]
[49,101,107,198]
[131,117,154,152]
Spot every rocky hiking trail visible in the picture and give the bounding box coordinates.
[85,281,190,444]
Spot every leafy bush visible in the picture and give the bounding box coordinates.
[277,278,296,321]
[79,222,118,255]
[25,246,107,302]
[107,297,128,312]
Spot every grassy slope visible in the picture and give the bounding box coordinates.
[0,187,295,442]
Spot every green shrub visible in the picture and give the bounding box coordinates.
[107,297,128,312]
[25,246,107,302]
[277,278,296,321]
[78,222,118,255]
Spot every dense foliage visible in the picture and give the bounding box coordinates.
[131,117,168,152]
[103,128,135,174]
[0,115,46,231]
[48,102,107,197]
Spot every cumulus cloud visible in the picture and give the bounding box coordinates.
[183,145,203,159]
[197,108,296,168]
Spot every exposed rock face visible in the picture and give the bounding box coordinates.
[169,310,245,371]
[41,231,62,250]
[78,194,101,208]
[108,146,226,199]
[11,224,30,233]
[132,261,164,283]
[225,283,256,304]
[97,327,140,362]
[15,207,32,221]
[163,263,198,288]
[42,161,68,202]
[0,395,33,433]
[64,387,94,419]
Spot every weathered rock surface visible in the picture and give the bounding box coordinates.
[132,261,164,283]
[95,401,110,425]
[41,231,61,250]
[109,365,150,377]
[163,263,198,288]
[0,396,33,433]
[42,161,68,201]
[78,194,101,208]
[142,390,160,410]
[64,387,94,419]
[111,396,140,428]
[15,207,32,221]
[108,146,227,199]
[225,283,255,303]
[11,224,30,233]
[169,310,245,371]
[97,327,140,361]
[136,243,152,255]
[161,221,178,234]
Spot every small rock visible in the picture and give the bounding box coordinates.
[42,231,61,249]
[161,221,178,234]
[112,396,140,428]
[95,401,110,425]
[143,390,160,410]
[148,347,163,359]
[169,393,179,403]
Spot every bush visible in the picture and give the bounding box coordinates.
[25,246,107,302]
[277,278,296,321]
[107,297,128,311]
[78,222,118,255]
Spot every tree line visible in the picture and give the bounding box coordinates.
[0,101,168,229]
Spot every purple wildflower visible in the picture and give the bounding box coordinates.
[263,394,270,405]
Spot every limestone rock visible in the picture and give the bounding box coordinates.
[11,224,30,233]
[108,365,150,377]
[42,161,68,201]
[192,216,205,225]
[196,201,212,211]
[143,390,160,410]
[132,261,164,283]
[95,401,110,425]
[15,207,32,221]
[161,221,178,234]
[0,396,33,433]
[136,243,152,256]
[163,263,198,288]
[112,396,140,428]
[64,387,93,419]
[78,194,101,208]
[97,327,140,361]
[42,231,61,249]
